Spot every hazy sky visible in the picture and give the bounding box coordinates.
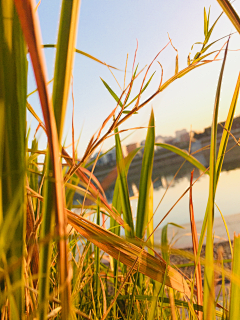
[27,0,240,157]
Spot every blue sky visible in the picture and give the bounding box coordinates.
[27,0,240,157]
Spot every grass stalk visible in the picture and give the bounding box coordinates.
[0,1,27,317]
[203,39,229,320]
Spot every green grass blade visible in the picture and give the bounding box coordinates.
[52,0,81,142]
[0,2,27,316]
[42,0,81,317]
[101,78,123,107]
[101,72,155,110]
[146,182,154,254]
[216,72,240,179]
[216,0,240,34]
[13,1,77,318]
[229,234,240,319]
[28,138,39,213]
[155,143,209,174]
[94,202,100,316]
[161,224,170,264]
[196,56,239,296]
[149,282,162,320]
[136,109,155,239]
[115,128,134,237]
[111,147,142,236]
[127,266,139,320]
[203,39,228,319]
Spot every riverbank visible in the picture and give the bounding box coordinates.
[154,213,240,249]
[154,214,239,281]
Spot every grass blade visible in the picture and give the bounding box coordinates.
[196,51,239,301]
[155,143,209,175]
[94,202,100,316]
[51,2,81,315]
[43,44,119,70]
[189,171,203,319]
[216,72,240,179]
[204,7,208,37]
[67,210,191,297]
[136,109,155,239]
[216,0,240,34]
[203,39,229,319]
[52,0,81,142]
[13,1,72,318]
[110,146,142,236]
[0,1,27,316]
[115,128,134,237]
[146,182,154,254]
[229,234,240,319]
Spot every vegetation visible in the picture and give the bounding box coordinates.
[0,0,240,319]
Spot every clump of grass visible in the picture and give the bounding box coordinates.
[1,0,240,319]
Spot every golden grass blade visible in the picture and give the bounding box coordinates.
[13,0,70,318]
[229,234,240,319]
[215,202,233,256]
[216,0,240,34]
[27,101,46,134]
[43,44,120,70]
[67,210,191,297]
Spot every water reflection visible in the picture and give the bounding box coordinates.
[74,139,240,228]
[103,159,240,228]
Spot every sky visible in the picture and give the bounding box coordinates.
[27,0,240,157]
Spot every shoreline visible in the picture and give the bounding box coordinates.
[154,212,240,249]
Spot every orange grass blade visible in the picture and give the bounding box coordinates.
[62,148,125,227]
[66,210,191,297]
[189,170,203,319]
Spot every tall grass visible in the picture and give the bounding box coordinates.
[0,0,240,319]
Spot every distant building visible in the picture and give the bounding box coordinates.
[175,129,189,143]
[126,142,140,154]
[90,151,108,166]
[155,135,164,143]
[164,137,175,144]
[106,148,116,164]
[121,145,128,158]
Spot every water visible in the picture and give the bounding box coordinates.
[74,160,240,230]
[106,164,240,229]
[143,168,240,228]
